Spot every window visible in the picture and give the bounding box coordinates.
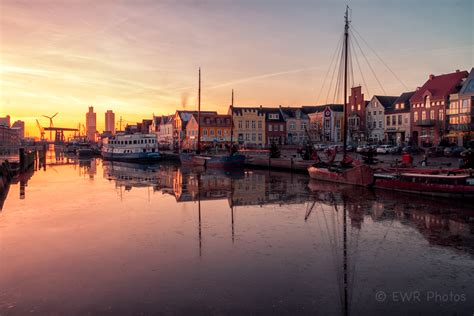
[203,129,207,136]
[252,133,256,141]
[379,120,382,128]
[245,120,249,128]
[414,112,418,122]
[357,104,361,111]
[269,113,279,119]
[404,117,408,124]
[373,111,376,115]
[224,129,228,135]
[258,134,262,141]
[258,121,262,129]
[210,129,215,135]
[386,116,390,126]
[269,125,273,132]
[335,119,340,128]
[280,125,284,131]
[430,110,435,120]
[301,122,307,130]
[379,111,382,115]
[245,133,250,141]
[439,109,444,121]
[290,122,296,130]
[251,120,256,128]
[422,111,426,120]
[238,120,242,128]
[351,105,355,111]
[217,129,222,136]
[392,116,396,125]
[398,115,402,125]
[425,95,430,108]
[133,140,137,144]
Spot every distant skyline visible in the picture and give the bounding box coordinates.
[1,0,472,137]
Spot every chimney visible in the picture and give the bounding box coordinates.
[456,69,460,73]
[260,105,263,109]
[429,74,435,80]
[416,87,421,91]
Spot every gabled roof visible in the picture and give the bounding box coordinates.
[301,104,343,114]
[385,91,415,114]
[259,107,285,121]
[190,113,232,127]
[459,68,474,96]
[176,110,217,122]
[231,106,264,115]
[372,95,398,109]
[280,107,309,120]
[410,70,468,103]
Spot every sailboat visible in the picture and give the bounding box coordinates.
[180,69,245,168]
[308,7,374,187]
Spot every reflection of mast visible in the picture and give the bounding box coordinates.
[342,200,348,316]
[198,172,202,257]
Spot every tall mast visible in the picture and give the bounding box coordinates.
[230,89,234,148]
[197,67,201,154]
[342,5,349,155]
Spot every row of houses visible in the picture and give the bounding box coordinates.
[144,68,473,149]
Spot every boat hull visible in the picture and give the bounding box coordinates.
[307,164,374,187]
[102,151,161,162]
[204,154,245,168]
[374,177,474,198]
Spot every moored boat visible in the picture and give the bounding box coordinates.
[101,133,160,161]
[308,163,374,187]
[374,172,474,198]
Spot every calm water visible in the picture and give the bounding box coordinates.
[1,153,473,315]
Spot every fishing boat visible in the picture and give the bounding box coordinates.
[374,172,474,198]
[307,7,374,187]
[101,133,160,161]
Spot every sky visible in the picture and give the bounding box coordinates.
[1,0,472,138]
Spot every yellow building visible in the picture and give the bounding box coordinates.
[228,106,266,148]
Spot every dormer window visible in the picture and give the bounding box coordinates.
[425,95,430,108]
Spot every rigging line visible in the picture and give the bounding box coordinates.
[326,36,344,104]
[350,34,370,97]
[351,25,408,90]
[333,42,345,104]
[350,29,386,95]
[317,34,344,103]
[348,35,355,91]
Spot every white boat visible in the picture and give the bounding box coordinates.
[101,133,160,161]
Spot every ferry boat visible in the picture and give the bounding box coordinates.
[374,172,474,198]
[101,133,160,161]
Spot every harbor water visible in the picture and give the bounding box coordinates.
[0,154,473,315]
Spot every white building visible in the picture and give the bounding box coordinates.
[385,91,415,145]
[366,96,397,143]
[86,106,97,142]
[105,110,115,134]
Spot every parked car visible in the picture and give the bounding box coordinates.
[346,144,355,152]
[356,145,368,153]
[376,145,393,154]
[387,146,400,154]
[444,146,465,157]
[402,146,423,155]
[427,146,445,157]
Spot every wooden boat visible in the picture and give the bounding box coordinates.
[374,172,474,198]
[308,163,374,187]
[306,6,374,187]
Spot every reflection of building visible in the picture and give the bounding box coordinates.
[105,110,115,134]
[86,106,97,142]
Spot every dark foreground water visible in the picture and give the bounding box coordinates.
[1,155,473,315]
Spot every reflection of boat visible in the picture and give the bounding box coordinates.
[102,161,173,190]
[307,6,374,187]
[102,133,160,161]
[374,172,474,198]
[194,154,245,168]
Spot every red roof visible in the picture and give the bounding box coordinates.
[410,70,468,103]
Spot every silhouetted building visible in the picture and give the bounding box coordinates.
[86,106,97,142]
[105,110,115,134]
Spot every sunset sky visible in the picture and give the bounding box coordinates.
[1,0,472,138]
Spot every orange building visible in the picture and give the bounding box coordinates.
[184,113,232,150]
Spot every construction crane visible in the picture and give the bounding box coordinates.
[36,119,45,141]
[42,112,58,140]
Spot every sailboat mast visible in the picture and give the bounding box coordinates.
[197,68,201,154]
[230,89,234,147]
[342,6,349,155]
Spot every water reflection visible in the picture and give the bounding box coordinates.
[0,159,473,315]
